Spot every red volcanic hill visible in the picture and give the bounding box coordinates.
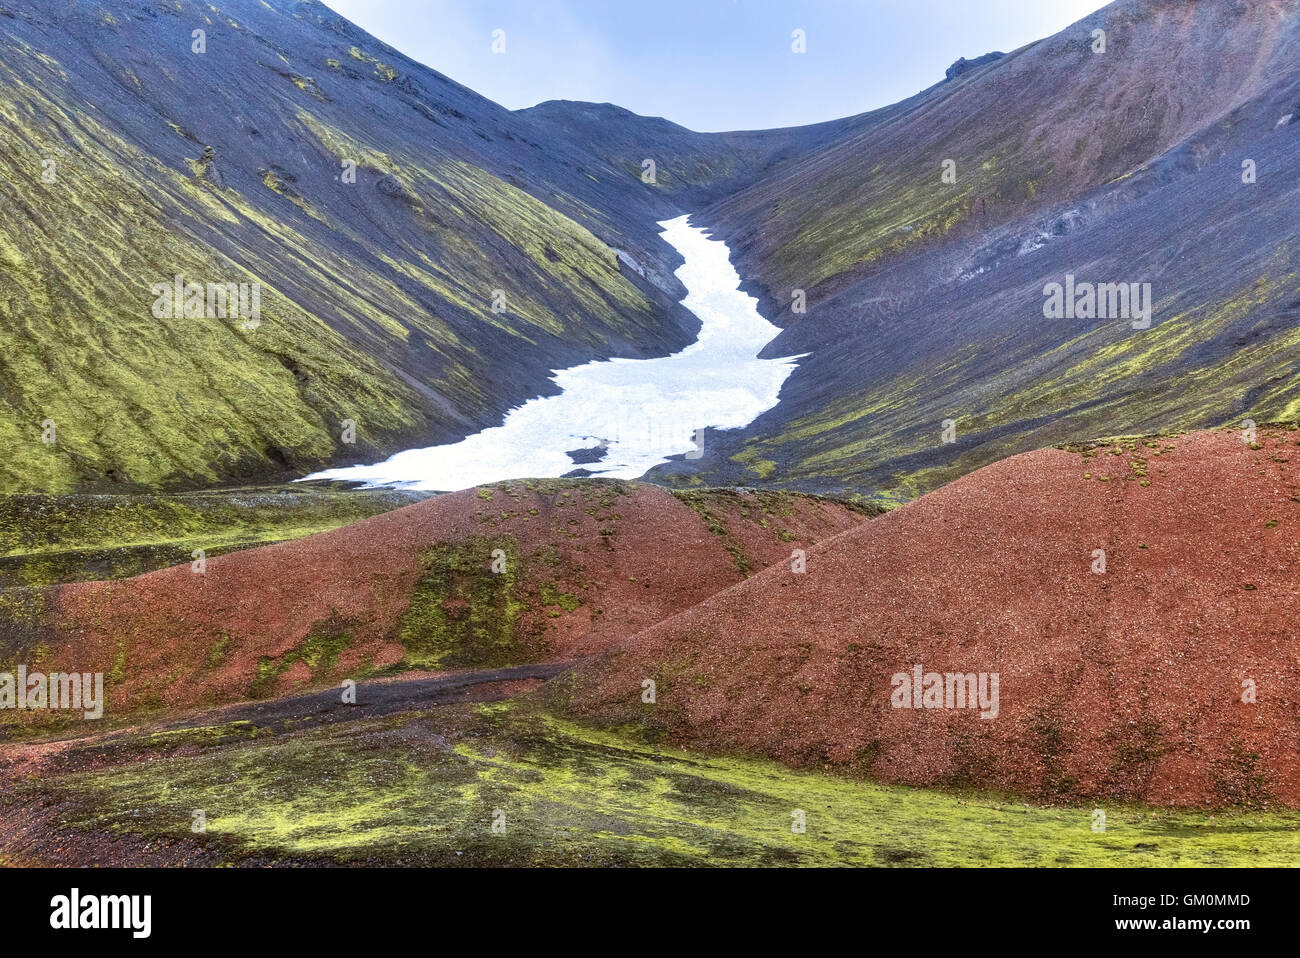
[564,427,1300,808]
[2,480,869,719]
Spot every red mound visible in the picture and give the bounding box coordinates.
[16,481,868,717]
[566,428,1300,807]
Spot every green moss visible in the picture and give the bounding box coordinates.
[730,447,777,479]
[0,485,428,587]
[107,645,127,686]
[0,50,681,495]
[247,658,281,700]
[0,67,428,494]
[398,536,529,669]
[673,490,754,572]
[30,700,1300,867]
[145,721,267,749]
[538,582,581,613]
[207,631,231,668]
[761,135,1034,297]
[724,274,1299,499]
[672,490,729,536]
[247,612,354,698]
[670,488,856,574]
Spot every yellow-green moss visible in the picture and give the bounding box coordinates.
[398,536,528,669]
[32,701,1300,866]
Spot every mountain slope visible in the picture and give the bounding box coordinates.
[656,0,1300,497]
[570,426,1300,807]
[0,0,844,494]
[519,99,876,209]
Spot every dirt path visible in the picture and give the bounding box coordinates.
[0,660,582,780]
[163,660,580,732]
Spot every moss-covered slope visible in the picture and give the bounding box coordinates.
[663,0,1300,497]
[0,0,826,494]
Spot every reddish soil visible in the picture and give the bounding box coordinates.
[566,428,1300,808]
[7,481,867,720]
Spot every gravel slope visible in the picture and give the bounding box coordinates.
[570,426,1300,807]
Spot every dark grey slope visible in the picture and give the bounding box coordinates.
[518,98,879,210]
[650,0,1300,498]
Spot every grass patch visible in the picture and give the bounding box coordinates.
[24,701,1300,867]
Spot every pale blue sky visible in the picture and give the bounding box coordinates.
[325,0,1110,132]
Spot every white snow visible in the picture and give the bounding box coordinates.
[300,214,798,491]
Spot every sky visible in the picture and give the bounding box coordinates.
[324,0,1110,132]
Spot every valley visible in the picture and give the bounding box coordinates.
[0,0,1297,872]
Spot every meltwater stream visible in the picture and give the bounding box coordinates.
[302,215,799,491]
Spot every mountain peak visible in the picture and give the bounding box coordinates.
[944,51,1005,81]
[521,99,688,133]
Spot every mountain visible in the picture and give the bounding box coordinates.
[4,0,1300,870]
[569,425,1300,807]
[2,0,1296,506]
[650,0,1300,498]
[0,0,833,494]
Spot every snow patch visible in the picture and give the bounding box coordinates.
[301,215,799,491]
